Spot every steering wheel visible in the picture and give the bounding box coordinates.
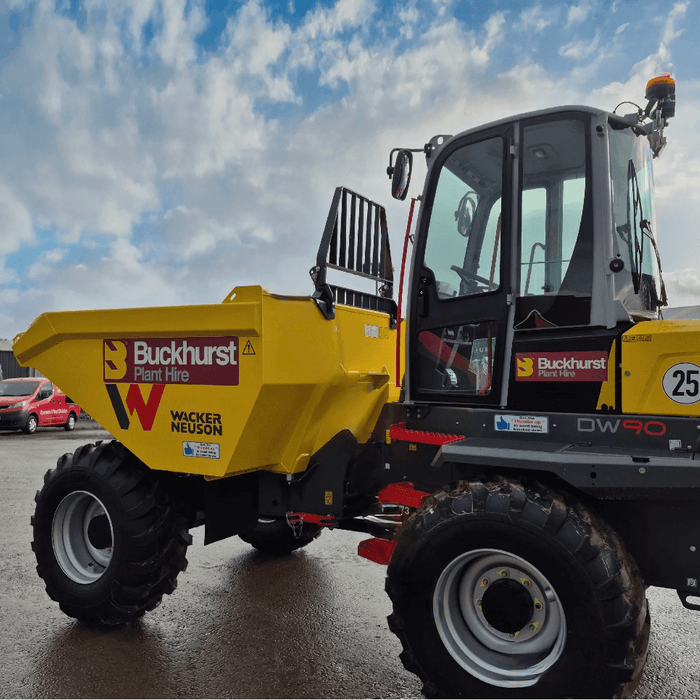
[450,265,491,290]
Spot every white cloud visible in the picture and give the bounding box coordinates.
[566,2,592,26]
[0,181,35,254]
[120,0,159,53]
[302,0,376,40]
[519,5,559,32]
[0,289,20,305]
[27,248,67,280]
[155,62,271,179]
[225,0,294,95]
[398,1,419,39]
[665,270,700,308]
[559,32,599,60]
[163,205,240,258]
[153,0,207,71]
[430,0,453,18]
[661,2,688,47]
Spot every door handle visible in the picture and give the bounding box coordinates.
[418,288,429,317]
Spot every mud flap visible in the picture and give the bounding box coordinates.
[204,473,258,545]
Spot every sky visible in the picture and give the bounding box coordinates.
[0,0,698,340]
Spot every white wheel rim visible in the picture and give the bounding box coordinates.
[433,548,566,688]
[52,491,114,584]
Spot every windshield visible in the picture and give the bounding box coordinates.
[0,380,41,397]
[609,119,666,313]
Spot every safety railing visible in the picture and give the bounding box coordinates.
[311,187,397,325]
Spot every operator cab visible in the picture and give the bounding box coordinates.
[392,75,675,412]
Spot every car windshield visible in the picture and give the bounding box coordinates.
[0,380,41,397]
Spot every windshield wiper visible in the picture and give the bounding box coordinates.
[617,159,667,307]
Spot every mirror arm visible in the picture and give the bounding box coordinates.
[387,147,425,178]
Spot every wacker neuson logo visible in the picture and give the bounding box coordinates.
[104,337,239,385]
[516,351,608,382]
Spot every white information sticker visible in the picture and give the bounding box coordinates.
[495,415,549,434]
[183,442,221,459]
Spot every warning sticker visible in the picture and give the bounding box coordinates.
[242,340,256,356]
[183,441,221,459]
[495,415,549,434]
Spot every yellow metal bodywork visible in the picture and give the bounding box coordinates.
[622,319,700,416]
[13,286,401,478]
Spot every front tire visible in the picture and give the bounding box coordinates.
[64,413,76,431]
[31,440,192,625]
[386,478,649,699]
[23,413,38,434]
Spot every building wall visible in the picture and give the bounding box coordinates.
[0,342,42,380]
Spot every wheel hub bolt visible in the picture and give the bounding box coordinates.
[476,598,482,606]
[522,578,531,588]
[529,623,537,631]
[481,578,490,587]
[534,601,543,610]
[509,633,516,638]
[499,569,510,577]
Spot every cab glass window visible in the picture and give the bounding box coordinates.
[609,120,663,313]
[416,321,496,394]
[423,137,504,300]
[516,117,592,329]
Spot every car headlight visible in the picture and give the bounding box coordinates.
[5,400,27,410]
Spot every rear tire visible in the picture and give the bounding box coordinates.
[31,440,192,625]
[386,478,649,699]
[239,517,322,555]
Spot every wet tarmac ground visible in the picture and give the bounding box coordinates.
[1,421,699,698]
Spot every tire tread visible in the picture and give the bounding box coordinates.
[31,440,190,626]
[385,477,649,699]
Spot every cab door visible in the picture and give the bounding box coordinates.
[408,127,513,405]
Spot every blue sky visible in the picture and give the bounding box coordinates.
[0,0,698,339]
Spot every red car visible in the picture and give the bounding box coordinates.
[0,378,82,434]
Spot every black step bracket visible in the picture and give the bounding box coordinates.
[678,590,700,611]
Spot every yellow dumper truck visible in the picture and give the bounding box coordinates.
[18,75,699,698]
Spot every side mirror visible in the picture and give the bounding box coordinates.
[390,150,413,201]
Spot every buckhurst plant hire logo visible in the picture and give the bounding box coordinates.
[103,337,238,431]
[516,351,608,382]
